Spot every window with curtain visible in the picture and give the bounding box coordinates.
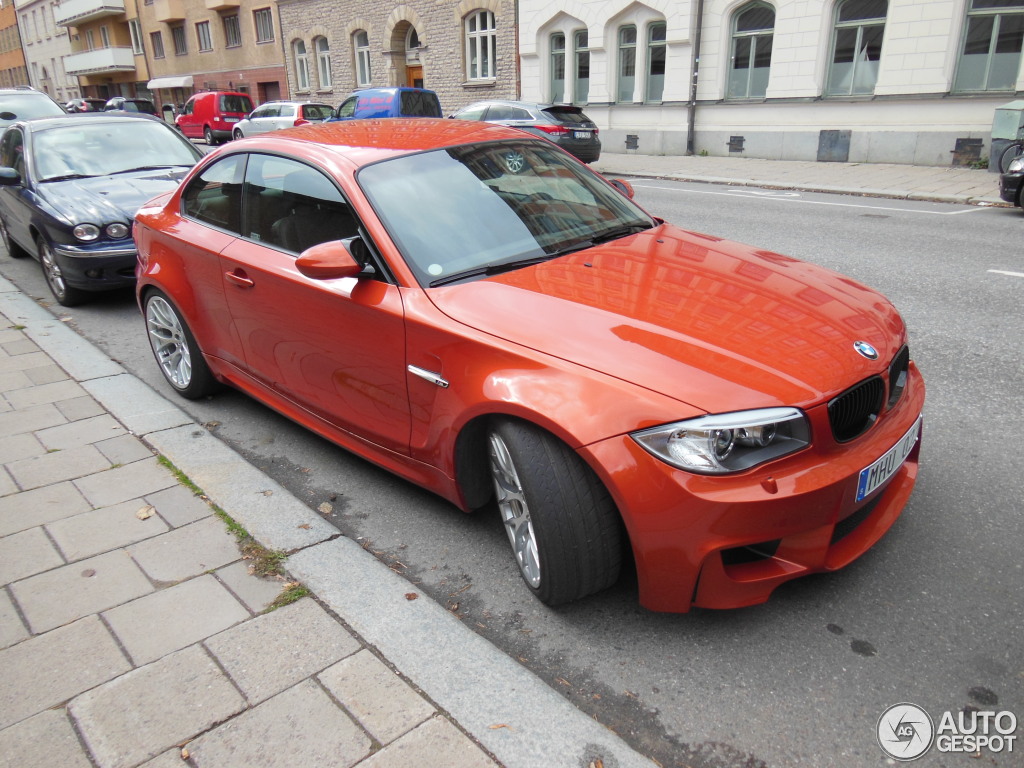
[315,37,331,89]
[466,10,497,80]
[617,25,637,101]
[646,22,666,101]
[354,31,370,86]
[727,2,775,99]
[574,30,590,103]
[293,40,309,91]
[827,0,887,96]
[953,0,1024,92]
[551,33,565,102]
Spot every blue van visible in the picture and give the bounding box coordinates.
[330,87,442,121]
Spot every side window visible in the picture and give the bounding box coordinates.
[507,107,533,121]
[279,105,295,118]
[0,129,21,169]
[485,104,514,120]
[183,99,194,115]
[181,154,246,233]
[242,154,359,254]
[454,104,488,120]
[336,97,357,118]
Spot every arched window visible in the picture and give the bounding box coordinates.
[466,10,496,80]
[353,30,370,87]
[574,30,590,103]
[551,33,565,102]
[727,2,774,99]
[827,0,887,96]
[954,0,1024,92]
[617,25,637,101]
[315,36,332,89]
[293,40,309,91]
[646,22,666,102]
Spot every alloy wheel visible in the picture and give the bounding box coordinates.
[146,295,192,390]
[488,432,541,587]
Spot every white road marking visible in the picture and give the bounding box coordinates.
[988,269,1024,278]
[632,182,985,215]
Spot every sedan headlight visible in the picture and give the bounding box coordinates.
[1008,157,1024,174]
[73,224,100,242]
[106,222,129,239]
[632,407,810,474]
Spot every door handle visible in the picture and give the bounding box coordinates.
[225,270,254,288]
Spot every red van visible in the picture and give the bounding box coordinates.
[175,91,254,144]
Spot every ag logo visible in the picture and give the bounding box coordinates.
[877,703,935,761]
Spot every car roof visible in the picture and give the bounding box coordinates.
[461,99,558,111]
[18,113,167,131]
[231,117,544,166]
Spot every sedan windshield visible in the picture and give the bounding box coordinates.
[358,141,653,286]
[32,121,199,181]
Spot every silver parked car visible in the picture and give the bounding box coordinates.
[231,101,333,140]
[450,100,601,163]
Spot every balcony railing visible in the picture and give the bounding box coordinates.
[63,46,136,76]
[54,0,126,27]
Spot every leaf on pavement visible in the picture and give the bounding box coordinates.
[136,505,156,520]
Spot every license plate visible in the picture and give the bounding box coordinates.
[575,131,592,139]
[225,117,240,123]
[855,416,922,502]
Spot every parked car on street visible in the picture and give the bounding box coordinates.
[0,113,203,306]
[0,87,66,129]
[232,101,333,140]
[134,118,924,612]
[104,97,158,115]
[330,87,442,121]
[998,154,1023,209]
[65,97,107,113]
[176,91,254,145]
[450,100,601,162]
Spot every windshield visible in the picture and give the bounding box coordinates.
[358,140,653,286]
[32,121,200,181]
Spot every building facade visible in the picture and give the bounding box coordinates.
[14,0,79,101]
[1,0,29,89]
[136,0,287,110]
[276,0,516,114]
[520,0,1024,165]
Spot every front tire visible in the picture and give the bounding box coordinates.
[0,216,26,258]
[488,419,623,605]
[39,239,86,306]
[233,128,243,140]
[144,291,219,399]
[204,126,216,145]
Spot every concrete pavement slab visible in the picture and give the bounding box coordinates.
[46,498,170,561]
[11,549,154,634]
[0,369,32,392]
[0,591,27,650]
[138,751,185,768]
[0,526,64,584]
[0,480,91,537]
[0,351,52,374]
[95,434,155,465]
[0,616,130,730]
[0,338,40,357]
[73,455,177,508]
[23,363,66,386]
[6,443,112,491]
[56,394,105,421]
[103,574,250,665]
[126,515,240,584]
[204,597,361,706]
[0,402,66,437]
[359,716,499,768]
[82,373,194,435]
[0,709,93,768]
[68,644,247,768]
[214,560,284,613]
[319,649,435,746]
[3,379,86,409]
[0,468,14,496]
[187,679,372,768]
[0,433,43,464]
[143,484,213,527]
[35,413,126,450]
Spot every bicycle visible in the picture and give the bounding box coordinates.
[998,140,1023,173]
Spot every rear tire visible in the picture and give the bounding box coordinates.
[488,418,623,605]
[204,126,215,145]
[144,291,219,399]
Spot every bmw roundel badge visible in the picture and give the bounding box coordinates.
[854,341,879,360]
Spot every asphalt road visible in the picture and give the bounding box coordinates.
[2,181,1021,768]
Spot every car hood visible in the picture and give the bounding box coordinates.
[39,170,189,224]
[427,224,906,415]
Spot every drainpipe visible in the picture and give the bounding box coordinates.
[685,0,705,155]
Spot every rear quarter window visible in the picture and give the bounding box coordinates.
[400,91,442,117]
[219,95,253,113]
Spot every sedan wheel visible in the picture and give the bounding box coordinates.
[39,239,86,306]
[233,128,243,140]
[204,126,215,145]
[144,292,218,399]
[488,419,623,605]
[0,217,26,258]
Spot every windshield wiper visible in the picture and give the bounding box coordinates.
[589,221,655,245]
[110,165,192,175]
[40,173,97,182]
[428,254,556,287]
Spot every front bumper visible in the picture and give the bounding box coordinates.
[53,242,137,291]
[999,172,1022,205]
[583,363,925,613]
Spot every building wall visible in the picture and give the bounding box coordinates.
[14,0,77,101]
[0,0,29,88]
[277,0,517,115]
[519,0,1024,165]
[66,3,150,100]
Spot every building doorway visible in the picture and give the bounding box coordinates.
[406,66,423,88]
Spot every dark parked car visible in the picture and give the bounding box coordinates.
[104,97,158,115]
[0,113,202,306]
[450,100,601,162]
[0,87,66,130]
[66,98,107,113]
[999,154,1023,209]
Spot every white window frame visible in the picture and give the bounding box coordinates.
[573,30,590,104]
[171,24,186,56]
[727,1,775,100]
[616,25,636,102]
[223,15,241,48]
[465,9,496,81]
[128,18,143,55]
[953,0,1024,92]
[646,22,666,102]
[253,8,274,44]
[293,39,309,91]
[196,20,212,52]
[550,33,565,102]
[315,36,331,89]
[354,30,370,87]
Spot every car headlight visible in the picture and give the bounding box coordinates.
[73,224,100,242]
[1008,157,1024,174]
[632,407,810,474]
[105,222,129,239]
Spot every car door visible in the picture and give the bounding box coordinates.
[218,152,411,453]
[0,127,35,250]
[272,104,295,131]
[246,104,276,136]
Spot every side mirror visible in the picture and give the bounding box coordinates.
[295,239,363,280]
[609,178,634,199]
[0,167,20,186]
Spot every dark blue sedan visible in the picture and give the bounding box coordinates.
[0,113,202,305]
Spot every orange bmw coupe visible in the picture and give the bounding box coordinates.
[134,119,924,613]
